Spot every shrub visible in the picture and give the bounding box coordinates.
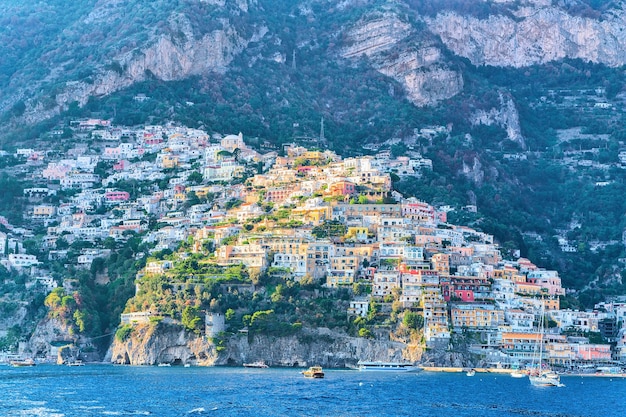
[115,324,133,342]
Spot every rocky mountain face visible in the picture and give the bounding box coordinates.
[427,2,626,68]
[108,322,410,368]
[4,0,626,130]
[341,10,463,106]
[3,1,259,126]
[469,92,525,149]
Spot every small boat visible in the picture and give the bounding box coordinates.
[357,361,418,372]
[510,364,525,378]
[243,361,269,368]
[466,369,476,377]
[302,366,325,378]
[10,358,36,367]
[157,363,171,367]
[66,360,84,367]
[184,364,191,368]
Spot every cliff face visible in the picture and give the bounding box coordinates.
[26,316,99,362]
[470,92,525,149]
[21,13,255,125]
[108,321,219,366]
[4,0,626,131]
[426,4,626,68]
[341,11,463,106]
[225,327,407,368]
[108,323,409,367]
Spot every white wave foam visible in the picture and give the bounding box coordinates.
[19,407,64,417]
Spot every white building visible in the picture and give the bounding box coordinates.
[348,296,370,317]
[8,254,40,269]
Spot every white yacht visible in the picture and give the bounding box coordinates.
[357,361,418,372]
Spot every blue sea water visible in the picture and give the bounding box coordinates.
[0,365,624,417]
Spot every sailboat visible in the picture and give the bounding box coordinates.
[529,297,564,387]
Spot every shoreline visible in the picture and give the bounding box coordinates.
[419,366,626,378]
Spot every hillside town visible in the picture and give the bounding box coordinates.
[1,119,626,371]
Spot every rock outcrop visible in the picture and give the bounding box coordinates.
[462,156,485,186]
[108,322,409,367]
[225,327,407,368]
[470,92,526,149]
[108,321,218,366]
[15,7,260,126]
[27,317,77,358]
[426,4,626,68]
[341,10,463,106]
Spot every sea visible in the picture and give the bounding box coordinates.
[0,365,624,417]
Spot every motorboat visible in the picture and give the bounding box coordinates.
[302,366,324,378]
[10,358,35,367]
[243,361,269,368]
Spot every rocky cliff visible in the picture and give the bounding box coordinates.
[108,321,218,366]
[470,92,526,149]
[4,0,626,131]
[27,316,100,363]
[108,322,411,368]
[20,12,258,126]
[426,2,626,68]
[341,10,463,106]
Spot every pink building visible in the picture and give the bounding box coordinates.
[574,344,612,361]
[105,191,130,202]
[329,181,356,197]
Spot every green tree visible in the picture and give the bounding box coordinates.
[187,171,203,184]
[402,311,424,330]
[181,305,203,333]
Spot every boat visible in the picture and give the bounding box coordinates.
[357,361,418,372]
[510,363,526,378]
[157,363,171,367]
[66,360,84,367]
[466,369,476,377]
[529,297,564,387]
[243,361,269,368]
[302,366,324,378]
[10,358,36,367]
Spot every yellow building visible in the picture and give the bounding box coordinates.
[33,205,56,218]
[329,255,358,273]
[290,206,332,225]
[451,304,504,329]
[345,227,369,242]
[493,266,526,283]
[515,282,542,296]
[161,154,179,169]
[303,151,325,163]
